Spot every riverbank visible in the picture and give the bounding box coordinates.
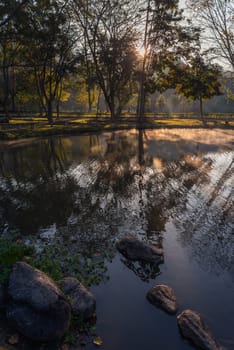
[0,116,233,141]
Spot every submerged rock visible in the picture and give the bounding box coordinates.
[177,309,223,350]
[60,277,96,320]
[116,236,163,264]
[6,262,71,341]
[147,284,178,314]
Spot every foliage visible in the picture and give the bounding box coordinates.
[20,0,78,122]
[0,238,33,283]
[136,0,200,117]
[0,233,111,286]
[27,239,111,286]
[175,54,223,115]
[28,257,63,281]
[72,0,140,118]
[0,0,232,118]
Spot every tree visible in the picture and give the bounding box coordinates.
[81,57,98,113]
[175,54,223,117]
[72,0,140,119]
[0,0,24,117]
[137,0,200,119]
[0,0,29,28]
[156,94,166,112]
[18,0,77,123]
[187,0,234,70]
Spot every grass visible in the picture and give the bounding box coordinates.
[0,239,34,284]
[0,233,111,287]
[154,118,203,126]
[0,115,233,141]
[72,119,90,124]
[9,119,31,124]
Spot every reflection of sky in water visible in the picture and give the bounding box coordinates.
[0,128,233,350]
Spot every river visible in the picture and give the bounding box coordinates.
[0,128,233,350]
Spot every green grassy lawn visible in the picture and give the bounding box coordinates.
[0,115,233,141]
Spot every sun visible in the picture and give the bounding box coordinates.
[137,46,146,57]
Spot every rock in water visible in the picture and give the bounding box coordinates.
[177,309,223,350]
[6,262,71,341]
[147,284,178,314]
[116,236,163,264]
[60,277,96,320]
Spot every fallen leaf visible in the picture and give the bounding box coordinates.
[8,334,19,345]
[93,337,103,346]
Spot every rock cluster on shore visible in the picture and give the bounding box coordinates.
[0,262,96,342]
[0,236,225,350]
[60,277,96,320]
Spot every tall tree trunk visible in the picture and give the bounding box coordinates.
[11,65,16,113]
[137,84,146,120]
[199,96,203,119]
[11,94,15,113]
[84,29,92,114]
[96,88,101,118]
[3,53,10,120]
[116,105,122,117]
[137,0,151,122]
[87,86,92,113]
[47,99,53,124]
[55,80,63,120]
[108,94,116,120]
[56,100,60,120]
[34,66,46,117]
[109,104,116,120]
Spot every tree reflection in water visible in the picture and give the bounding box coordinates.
[121,258,161,282]
[0,129,233,281]
[174,153,234,278]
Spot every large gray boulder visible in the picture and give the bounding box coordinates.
[6,262,71,341]
[177,309,223,350]
[116,236,163,264]
[60,277,96,320]
[147,284,178,314]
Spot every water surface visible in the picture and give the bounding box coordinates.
[0,128,233,350]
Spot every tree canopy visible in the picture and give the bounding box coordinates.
[175,54,223,117]
[0,0,228,122]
